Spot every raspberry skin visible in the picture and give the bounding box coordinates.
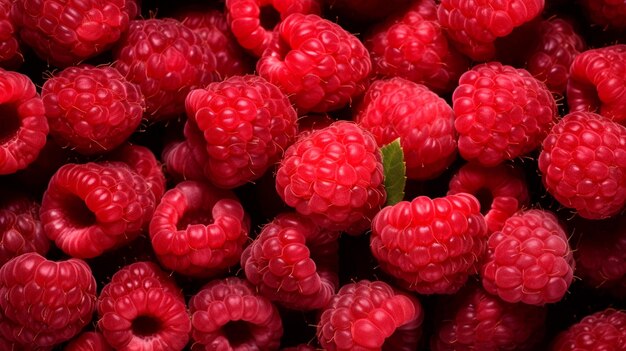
[276,121,386,234]
[162,140,206,183]
[189,277,283,350]
[241,212,339,310]
[0,68,49,175]
[97,261,191,351]
[107,143,166,203]
[184,74,298,189]
[453,62,557,167]
[579,0,626,30]
[538,111,626,219]
[114,18,218,121]
[317,280,423,351]
[551,309,626,351]
[65,331,113,351]
[482,209,574,305]
[0,193,49,266]
[257,13,372,113]
[0,0,22,69]
[355,77,457,180]
[0,253,97,349]
[370,193,488,295]
[42,65,144,155]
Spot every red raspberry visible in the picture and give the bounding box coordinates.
[431,284,546,351]
[370,193,488,294]
[355,77,457,180]
[184,74,298,189]
[189,277,283,350]
[41,65,144,155]
[107,143,166,203]
[317,280,423,351]
[40,162,155,259]
[448,162,530,233]
[437,0,545,61]
[65,331,113,351]
[579,0,626,30]
[161,140,206,183]
[241,212,339,310]
[567,45,626,123]
[97,261,191,351]
[453,62,557,166]
[0,68,48,175]
[10,0,138,67]
[276,121,386,234]
[0,253,97,349]
[257,13,372,113]
[482,209,574,305]
[114,18,217,121]
[0,192,48,266]
[538,111,626,219]
[551,309,626,351]
[0,0,22,69]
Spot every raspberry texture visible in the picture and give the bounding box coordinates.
[538,111,626,219]
[370,193,488,294]
[65,331,113,351]
[355,77,457,180]
[97,261,191,351]
[189,277,283,350]
[453,62,557,166]
[317,280,423,351]
[276,121,386,234]
[0,0,22,69]
[257,13,372,113]
[162,140,206,183]
[107,143,166,203]
[0,192,48,266]
[184,74,298,189]
[42,65,144,155]
[551,309,626,351]
[579,0,626,30]
[482,209,574,305]
[0,253,97,349]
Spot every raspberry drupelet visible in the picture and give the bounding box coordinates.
[0,192,48,266]
[65,331,113,351]
[0,0,22,69]
[551,309,626,350]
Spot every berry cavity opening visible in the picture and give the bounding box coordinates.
[63,194,96,228]
[132,315,163,337]
[0,103,21,144]
[222,320,254,347]
[177,209,213,230]
[260,6,281,30]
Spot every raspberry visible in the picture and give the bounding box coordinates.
[189,277,283,350]
[114,18,218,121]
[453,62,557,166]
[551,309,626,351]
[448,162,530,233]
[0,192,48,266]
[10,0,137,67]
[161,140,206,183]
[184,74,298,189]
[97,261,191,351]
[257,13,372,113]
[482,209,574,305]
[579,0,626,30]
[241,212,339,310]
[0,68,48,175]
[0,0,22,69]
[226,0,322,57]
[41,65,144,155]
[0,253,97,349]
[276,121,386,234]
[317,280,423,351]
[567,45,626,123]
[437,0,545,61]
[40,162,155,259]
[370,193,488,294]
[65,331,113,351]
[149,180,250,277]
[355,77,457,180]
[107,143,166,203]
[538,111,626,219]
[431,284,546,351]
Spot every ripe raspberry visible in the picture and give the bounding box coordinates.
[10,0,138,67]
[0,193,48,266]
[257,13,372,113]
[538,111,626,219]
[114,18,217,121]
[448,162,530,233]
[41,65,144,155]
[437,0,545,61]
[579,0,626,30]
[370,193,488,294]
[551,309,626,351]
[184,74,298,189]
[189,277,283,350]
[453,62,557,166]
[162,140,206,183]
[317,280,423,351]
[0,253,97,349]
[276,121,386,234]
[0,68,48,175]
[65,331,113,351]
[107,143,166,203]
[0,0,22,69]
[97,261,191,351]
[241,212,339,310]
[482,209,574,305]
[431,284,546,351]
[355,77,457,180]
[40,162,155,259]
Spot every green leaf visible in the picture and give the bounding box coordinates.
[381,138,406,206]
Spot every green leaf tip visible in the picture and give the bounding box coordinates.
[381,138,406,206]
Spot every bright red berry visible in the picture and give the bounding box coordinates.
[106,143,166,203]
[0,0,22,69]
[551,309,626,351]
[65,331,113,351]
[0,192,48,266]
